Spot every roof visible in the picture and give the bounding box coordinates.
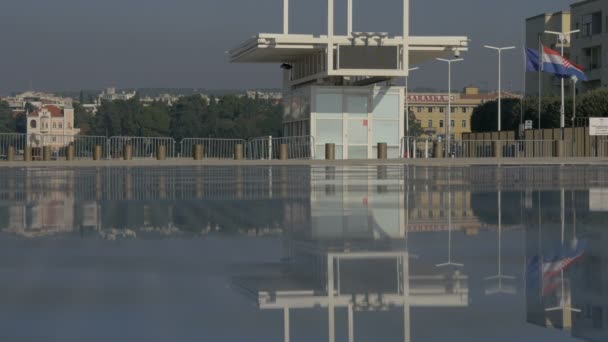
[28,105,64,118]
[229,34,469,65]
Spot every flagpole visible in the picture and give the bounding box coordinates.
[538,34,542,130]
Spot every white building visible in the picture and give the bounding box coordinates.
[229,0,468,159]
[98,87,137,103]
[27,105,81,148]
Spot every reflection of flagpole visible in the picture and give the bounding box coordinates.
[485,190,516,295]
[437,170,463,268]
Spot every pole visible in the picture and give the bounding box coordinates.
[572,78,577,126]
[498,49,502,132]
[538,34,542,130]
[447,62,451,158]
[560,35,565,132]
[406,75,410,158]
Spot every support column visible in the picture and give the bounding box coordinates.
[283,0,289,34]
[327,0,334,75]
[284,308,290,342]
[347,0,352,35]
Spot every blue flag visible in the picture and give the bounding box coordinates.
[526,48,540,72]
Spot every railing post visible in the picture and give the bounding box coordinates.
[268,136,273,160]
[425,139,429,159]
[377,142,388,160]
[156,144,167,160]
[234,143,244,160]
[7,146,14,162]
[193,144,203,160]
[325,143,335,160]
[123,144,133,161]
[555,140,565,158]
[492,141,502,158]
[66,145,75,161]
[24,146,32,162]
[43,146,52,161]
[93,145,102,161]
[279,143,288,160]
[433,141,443,159]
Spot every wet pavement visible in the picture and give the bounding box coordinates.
[0,165,606,341]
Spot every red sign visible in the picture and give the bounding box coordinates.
[407,95,455,103]
[363,120,368,126]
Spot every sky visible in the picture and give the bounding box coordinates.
[0,0,575,95]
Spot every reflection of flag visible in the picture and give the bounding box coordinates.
[541,240,586,296]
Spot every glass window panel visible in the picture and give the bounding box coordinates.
[372,94,399,119]
[316,119,343,144]
[348,120,368,145]
[346,96,368,118]
[373,120,399,145]
[348,146,368,159]
[316,93,343,118]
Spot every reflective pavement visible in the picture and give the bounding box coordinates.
[0,165,606,341]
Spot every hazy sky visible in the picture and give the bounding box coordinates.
[0,0,574,94]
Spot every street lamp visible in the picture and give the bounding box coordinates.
[544,30,580,132]
[405,67,419,158]
[484,45,516,132]
[436,58,463,157]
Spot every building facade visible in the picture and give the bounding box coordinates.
[27,105,80,148]
[408,87,521,140]
[570,0,608,92]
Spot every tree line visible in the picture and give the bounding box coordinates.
[470,88,608,133]
[0,94,284,140]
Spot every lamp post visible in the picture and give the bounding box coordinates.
[436,58,463,157]
[405,67,419,158]
[544,30,580,133]
[484,46,516,132]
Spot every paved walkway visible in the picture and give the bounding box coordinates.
[1,158,608,168]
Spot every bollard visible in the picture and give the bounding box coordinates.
[156,144,167,161]
[193,144,203,160]
[123,145,133,161]
[42,146,52,161]
[492,141,502,158]
[24,146,32,162]
[7,146,15,161]
[433,141,444,159]
[234,144,244,160]
[377,143,388,160]
[325,143,335,160]
[279,144,288,160]
[555,140,565,158]
[93,145,102,161]
[66,145,75,161]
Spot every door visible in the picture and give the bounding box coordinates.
[345,94,370,159]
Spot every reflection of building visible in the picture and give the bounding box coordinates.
[408,87,521,140]
[27,105,80,147]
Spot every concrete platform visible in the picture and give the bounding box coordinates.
[2,158,608,168]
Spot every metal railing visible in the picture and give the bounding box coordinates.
[247,136,315,160]
[447,140,573,158]
[0,133,27,161]
[180,138,246,159]
[400,137,434,159]
[108,136,176,159]
[34,135,108,160]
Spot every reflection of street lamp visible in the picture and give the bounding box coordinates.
[484,191,516,295]
[545,188,581,315]
[483,45,516,132]
[437,172,463,268]
[405,67,420,159]
[436,58,463,157]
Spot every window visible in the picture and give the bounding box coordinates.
[462,107,468,113]
[451,107,456,113]
[450,120,455,128]
[417,107,423,113]
[582,12,603,37]
[427,107,434,113]
[584,46,602,70]
[52,122,57,129]
[439,120,444,128]
[428,120,433,128]
[439,107,444,113]
[461,120,467,128]
[30,120,37,129]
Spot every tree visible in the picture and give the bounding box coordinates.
[577,88,608,119]
[406,109,423,137]
[0,101,15,133]
[73,103,93,135]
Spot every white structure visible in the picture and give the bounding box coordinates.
[27,105,80,148]
[229,0,468,159]
[98,87,136,103]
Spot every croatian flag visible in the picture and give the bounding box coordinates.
[526,46,588,81]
